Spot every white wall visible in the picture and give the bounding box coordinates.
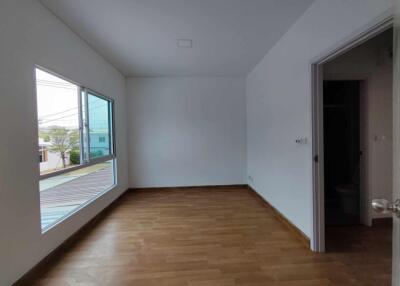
[246,0,393,238]
[0,1,128,285]
[127,77,246,188]
[324,32,393,221]
[0,1,394,283]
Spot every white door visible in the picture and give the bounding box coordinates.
[393,5,400,284]
[373,4,400,285]
[393,4,400,285]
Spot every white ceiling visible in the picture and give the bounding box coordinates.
[40,0,314,77]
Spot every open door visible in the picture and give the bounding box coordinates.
[373,3,400,285]
[312,5,398,284]
[393,4,400,284]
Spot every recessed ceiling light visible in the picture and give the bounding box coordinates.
[177,39,193,48]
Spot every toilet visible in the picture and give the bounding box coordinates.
[335,185,359,215]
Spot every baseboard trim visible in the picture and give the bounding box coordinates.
[246,186,310,249]
[13,189,129,286]
[130,184,247,191]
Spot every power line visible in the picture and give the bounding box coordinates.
[39,112,79,124]
[39,104,107,124]
[39,107,78,119]
[38,97,108,120]
[36,79,77,89]
[39,103,105,122]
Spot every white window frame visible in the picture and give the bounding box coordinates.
[36,66,116,181]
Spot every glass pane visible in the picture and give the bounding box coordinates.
[35,68,81,175]
[88,93,112,159]
[40,160,115,230]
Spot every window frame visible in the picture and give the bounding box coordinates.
[36,66,116,181]
[85,90,115,161]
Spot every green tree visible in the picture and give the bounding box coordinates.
[40,126,79,169]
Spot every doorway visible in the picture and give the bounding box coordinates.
[323,80,361,227]
[312,17,395,285]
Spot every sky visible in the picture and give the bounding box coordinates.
[36,68,110,136]
[36,68,79,129]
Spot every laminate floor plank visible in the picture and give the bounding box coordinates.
[21,187,391,286]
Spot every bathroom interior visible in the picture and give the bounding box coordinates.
[322,28,393,251]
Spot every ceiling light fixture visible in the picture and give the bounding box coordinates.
[177,39,193,48]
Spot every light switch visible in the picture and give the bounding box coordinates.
[295,137,308,145]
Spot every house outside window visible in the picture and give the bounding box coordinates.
[39,145,48,163]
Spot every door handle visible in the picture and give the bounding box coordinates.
[372,198,400,217]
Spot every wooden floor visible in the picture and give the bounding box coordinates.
[23,187,392,286]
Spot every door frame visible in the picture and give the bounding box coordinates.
[311,16,393,252]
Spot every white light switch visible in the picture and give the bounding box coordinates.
[295,137,308,145]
